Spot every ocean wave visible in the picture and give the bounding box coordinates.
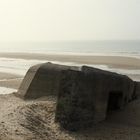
[0,57,139,81]
[0,57,46,76]
[0,87,17,94]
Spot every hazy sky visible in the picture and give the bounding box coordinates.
[0,0,139,41]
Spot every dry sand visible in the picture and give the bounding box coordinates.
[0,93,140,140]
[0,94,72,140]
[0,52,140,139]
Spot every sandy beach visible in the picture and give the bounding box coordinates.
[0,52,140,70]
[0,89,140,139]
[0,52,140,81]
[0,0,139,139]
[0,53,140,139]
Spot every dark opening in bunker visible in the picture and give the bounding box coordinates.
[107,91,123,112]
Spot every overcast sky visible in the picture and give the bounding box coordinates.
[0,0,139,41]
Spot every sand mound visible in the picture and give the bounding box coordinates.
[0,94,140,140]
[0,94,73,140]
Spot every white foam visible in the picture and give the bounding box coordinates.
[0,57,46,76]
[0,57,139,77]
[0,87,17,94]
[49,61,140,75]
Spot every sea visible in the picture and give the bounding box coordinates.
[0,41,140,56]
[0,40,140,94]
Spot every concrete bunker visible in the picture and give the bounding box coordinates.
[17,62,139,131]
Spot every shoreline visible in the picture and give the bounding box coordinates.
[0,52,140,92]
[0,52,140,70]
[0,53,139,92]
[0,72,23,90]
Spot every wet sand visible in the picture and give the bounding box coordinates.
[0,72,23,89]
[0,52,140,86]
[0,52,140,70]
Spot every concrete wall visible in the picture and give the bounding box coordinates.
[18,64,42,98]
[55,66,135,131]
[56,69,97,130]
[18,62,79,99]
[81,66,134,123]
[134,81,140,99]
